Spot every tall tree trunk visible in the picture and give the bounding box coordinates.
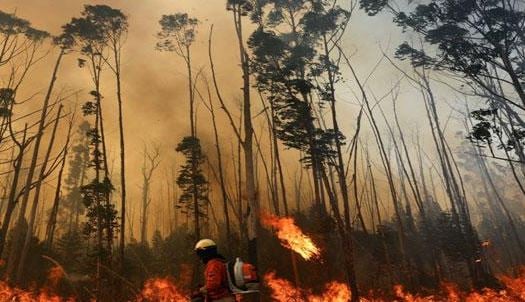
[140,182,150,245]
[322,35,352,231]
[0,124,28,256]
[320,169,359,301]
[230,6,258,266]
[0,149,14,215]
[7,50,64,278]
[419,70,491,287]
[114,39,127,272]
[16,105,63,282]
[45,112,74,248]
[206,85,231,245]
[140,146,160,244]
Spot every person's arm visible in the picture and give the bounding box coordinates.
[205,261,224,295]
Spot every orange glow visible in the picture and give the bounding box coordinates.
[137,278,189,302]
[0,266,523,301]
[265,269,525,302]
[0,266,74,302]
[262,214,321,261]
[0,282,75,302]
[497,267,525,301]
[265,272,351,302]
[46,267,65,289]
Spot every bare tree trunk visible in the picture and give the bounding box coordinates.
[254,131,278,215]
[231,5,259,266]
[474,141,525,258]
[7,50,64,279]
[345,58,408,280]
[320,169,359,302]
[203,83,232,246]
[45,112,74,248]
[44,156,67,248]
[0,124,29,256]
[140,146,160,245]
[16,104,63,282]
[113,38,127,272]
[418,70,490,287]
[322,35,352,231]
[0,149,14,216]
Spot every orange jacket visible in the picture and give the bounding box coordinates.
[204,258,232,301]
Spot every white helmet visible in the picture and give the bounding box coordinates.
[194,238,217,251]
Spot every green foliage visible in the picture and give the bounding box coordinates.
[0,88,14,118]
[359,0,389,16]
[382,0,525,73]
[62,5,127,54]
[227,0,254,17]
[175,136,209,217]
[157,13,198,55]
[0,10,49,41]
[466,106,525,153]
[359,0,525,216]
[248,0,348,167]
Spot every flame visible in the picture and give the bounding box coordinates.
[0,281,75,302]
[498,267,525,301]
[265,272,351,302]
[392,271,525,302]
[265,270,525,302]
[0,266,76,302]
[137,278,189,302]
[262,214,321,261]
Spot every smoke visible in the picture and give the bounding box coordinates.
[0,0,481,240]
[1,0,253,239]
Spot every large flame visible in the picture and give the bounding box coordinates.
[262,214,321,261]
[137,278,189,302]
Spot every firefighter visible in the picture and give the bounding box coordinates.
[192,239,235,302]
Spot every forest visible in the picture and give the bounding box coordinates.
[0,0,524,301]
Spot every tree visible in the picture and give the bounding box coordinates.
[84,5,129,269]
[175,136,209,239]
[140,145,161,244]
[157,13,209,240]
[0,11,49,258]
[64,6,122,296]
[226,0,259,266]
[157,13,198,135]
[45,111,76,249]
[6,26,67,281]
[248,1,359,299]
[199,80,232,249]
[15,105,66,282]
[69,7,129,267]
[360,0,525,177]
[59,121,91,234]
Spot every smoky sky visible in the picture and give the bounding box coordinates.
[1,0,458,238]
